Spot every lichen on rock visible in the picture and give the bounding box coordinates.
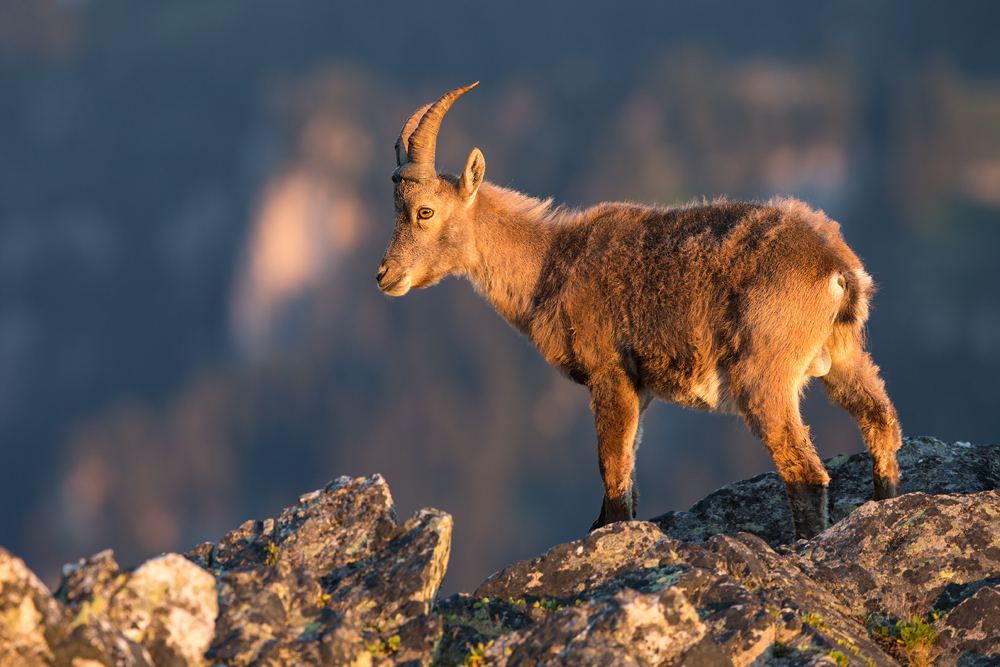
[652,436,1000,548]
[0,548,63,667]
[3,439,1000,666]
[206,474,453,666]
[791,490,1000,619]
[107,553,218,667]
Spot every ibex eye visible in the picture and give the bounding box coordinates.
[417,207,434,220]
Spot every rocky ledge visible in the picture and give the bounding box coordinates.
[2,436,999,666]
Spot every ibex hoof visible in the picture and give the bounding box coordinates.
[590,494,632,532]
[786,481,829,541]
[873,477,899,501]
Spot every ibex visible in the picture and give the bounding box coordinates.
[377,83,902,540]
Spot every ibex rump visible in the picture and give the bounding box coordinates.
[377,83,902,540]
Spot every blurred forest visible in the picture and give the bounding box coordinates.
[1,0,999,595]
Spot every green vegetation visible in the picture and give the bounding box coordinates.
[464,640,493,667]
[264,542,279,567]
[896,618,937,647]
[835,636,862,655]
[863,613,940,667]
[367,634,401,657]
[442,599,512,636]
[533,599,563,612]
[801,611,829,631]
[894,618,939,667]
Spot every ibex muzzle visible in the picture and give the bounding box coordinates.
[378,83,903,541]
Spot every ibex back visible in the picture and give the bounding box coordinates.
[377,83,902,540]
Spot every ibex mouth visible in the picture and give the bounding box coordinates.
[378,271,411,296]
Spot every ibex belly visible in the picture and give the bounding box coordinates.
[670,367,741,415]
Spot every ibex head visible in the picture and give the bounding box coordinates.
[377,83,485,296]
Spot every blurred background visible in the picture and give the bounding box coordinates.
[1,0,999,595]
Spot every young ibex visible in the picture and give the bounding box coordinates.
[377,83,902,540]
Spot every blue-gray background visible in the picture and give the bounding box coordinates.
[2,0,998,594]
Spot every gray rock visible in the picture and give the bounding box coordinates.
[54,608,155,667]
[475,521,677,602]
[934,585,1000,666]
[55,548,120,606]
[482,587,707,667]
[4,437,1000,666]
[3,547,156,667]
[0,548,64,667]
[460,478,1000,666]
[52,548,219,667]
[788,490,1000,667]
[791,490,1000,618]
[470,524,899,667]
[652,436,1000,547]
[205,474,452,666]
[107,553,218,667]
[3,545,216,667]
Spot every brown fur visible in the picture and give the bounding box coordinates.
[378,86,902,540]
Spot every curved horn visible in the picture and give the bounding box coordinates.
[406,81,479,168]
[395,103,431,167]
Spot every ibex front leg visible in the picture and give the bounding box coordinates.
[589,370,647,531]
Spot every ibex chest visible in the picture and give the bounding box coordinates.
[529,316,592,387]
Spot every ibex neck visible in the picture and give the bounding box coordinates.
[465,183,559,332]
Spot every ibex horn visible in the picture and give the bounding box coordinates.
[395,103,431,167]
[394,82,479,181]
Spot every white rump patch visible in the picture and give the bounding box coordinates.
[830,272,846,299]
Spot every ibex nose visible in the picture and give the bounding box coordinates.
[376,264,388,284]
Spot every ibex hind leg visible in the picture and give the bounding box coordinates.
[735,380,831,541]
[821,328,902,500]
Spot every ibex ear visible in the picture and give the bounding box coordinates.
[459,148,485,200]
